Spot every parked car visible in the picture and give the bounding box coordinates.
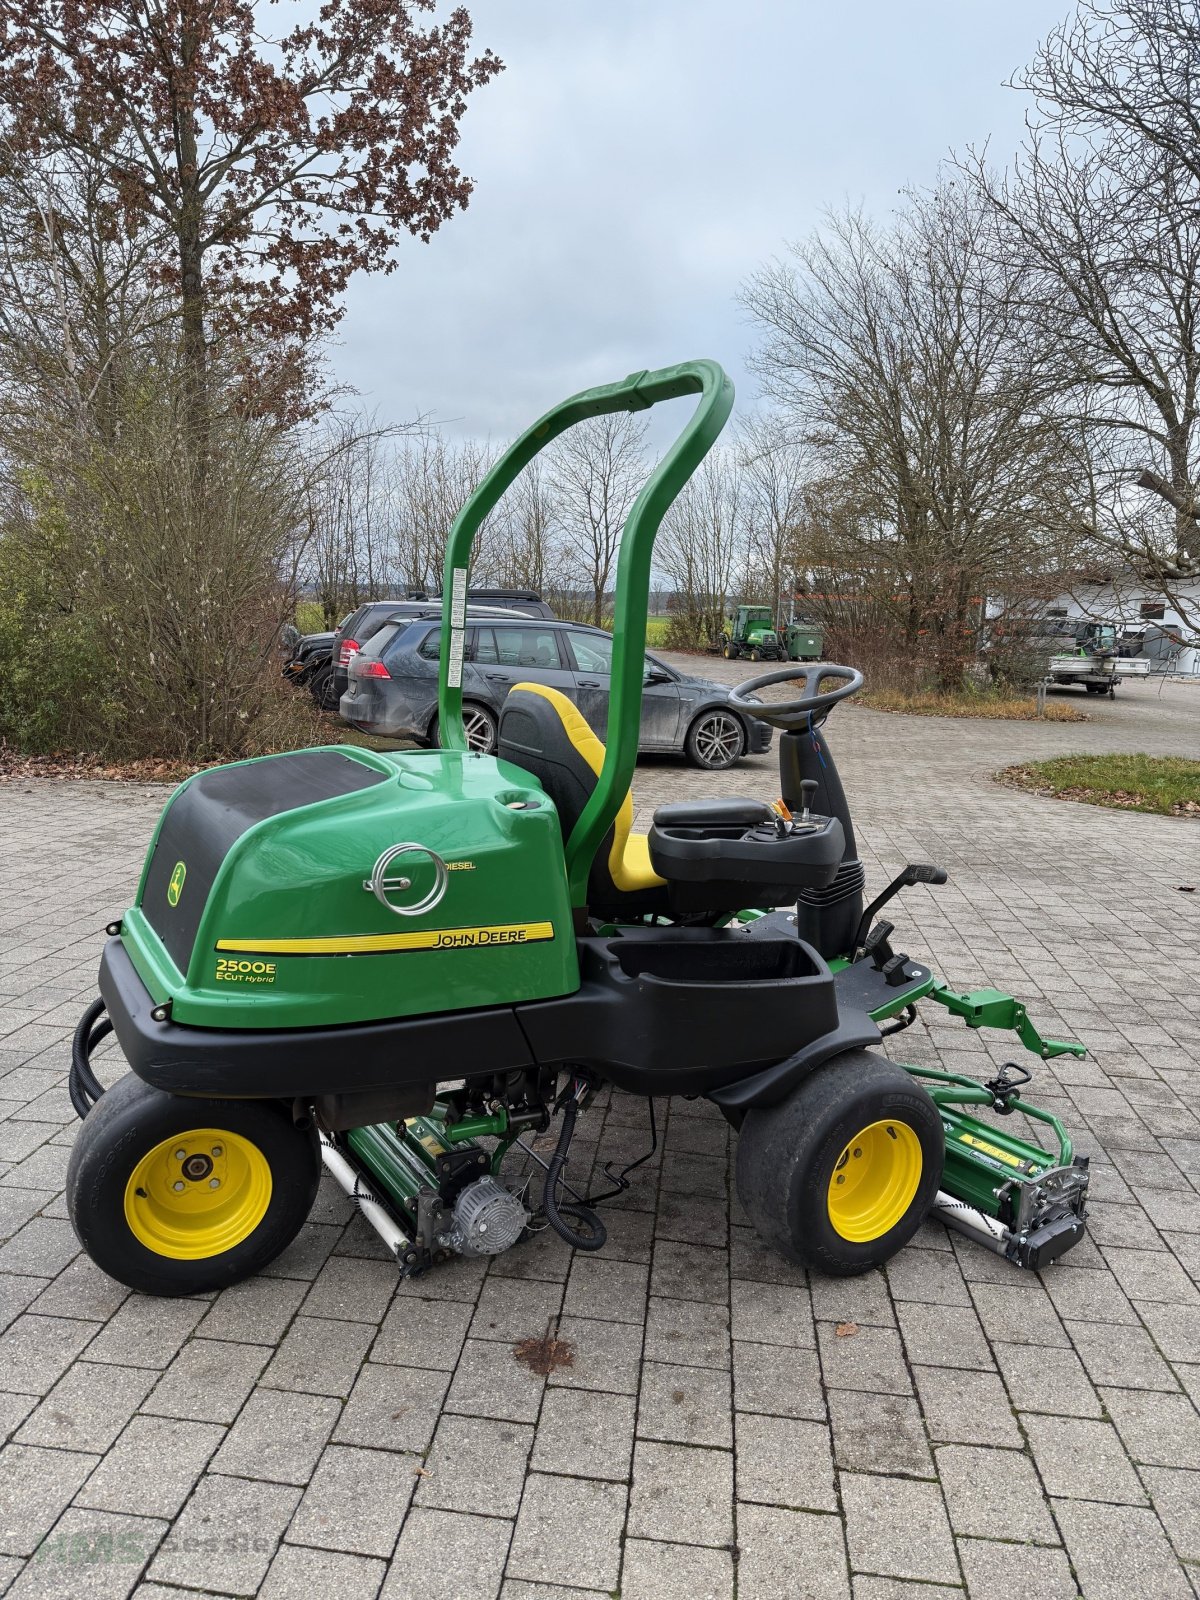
[280,628,338,707]
[340,614,772,770]
[330,589,556,706]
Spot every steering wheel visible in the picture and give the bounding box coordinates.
[727,661,863,729]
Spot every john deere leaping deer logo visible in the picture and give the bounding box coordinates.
[167,861,187,907]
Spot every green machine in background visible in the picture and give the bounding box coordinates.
[65,360,1090,1298]
[719,605,785,661]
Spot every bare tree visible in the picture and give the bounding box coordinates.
[737,411,811,622]
[549,412,648,626]
[743,185,1078,689]
[657,448,745,648]
[964,0,1200,630]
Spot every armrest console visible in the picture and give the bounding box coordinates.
[652,799,775,830]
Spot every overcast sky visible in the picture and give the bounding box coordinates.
[334,0,1071,443]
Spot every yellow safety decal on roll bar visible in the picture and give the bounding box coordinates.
[215,922,554,956]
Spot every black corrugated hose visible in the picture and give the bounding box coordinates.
[69,999,111,1119]
[542,1096,607,1251]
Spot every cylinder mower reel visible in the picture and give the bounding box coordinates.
[62,360,1091,1298]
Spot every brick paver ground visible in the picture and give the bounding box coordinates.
[0,670,1197,1599]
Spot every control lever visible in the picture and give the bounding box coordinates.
[852,862,948,956]
[799,779,818,824]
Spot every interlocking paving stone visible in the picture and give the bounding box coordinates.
[75,1417,225,1519]
[559,1257,647,1325]
[733,1341,826,1421]
[210,1389,340,1485]
[371,1297,473,1373]
[0,1443,99,1557]
[1053,1497,1194,1599]
[816,1324,912,1397]
[529,1386,634,1480]
[638,1359,733,1447]
[828,1391,934,1479]
[544,1315,643,1394]
[382,1508,512,1600]
[0,1313,97,1394]
[954,1538,1078,1600]
[148,1473,301,1595]
[936,1444,1059,1543]
[261,1314,375,1395]
[1021,1413,1147,1504]
[1100,1386,1200,1469]
[83,1298,205,1371]
[143,1339,271,1424]
[730,1279,814,1348]
[506,1472,626,1591]
[7,1506,167,1600]
[735,1411,837,1511]
[735,1504,850,1600]
[259,1542,386,1600]
[339,1362,452,1448]
[648,1239,729,1305]
[15,1361,156,1452]
[627,1439,733,1546]
[195,1277,308,1346]
[619,1536,734,1600]
[415,1415,533,1518]
[909,1365,1023,1448]
[3,681,1200,1596]
[840,1473,959,1586]
[288,1443,414,1558]
[643,1295,730,1369]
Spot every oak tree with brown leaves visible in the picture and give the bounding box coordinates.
[0,0,501,411]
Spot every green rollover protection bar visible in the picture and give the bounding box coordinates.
[437,360,735,908]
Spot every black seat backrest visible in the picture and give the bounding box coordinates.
[497,684,668,916]
[497,686,595,843]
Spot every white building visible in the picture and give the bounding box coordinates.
[1044,577,1199,678]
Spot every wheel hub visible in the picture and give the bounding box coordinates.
[124,1129,271,1260]
[826,1119,922,1242]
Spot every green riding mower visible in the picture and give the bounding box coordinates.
[720,605,785,662]
[65,361,1090,1296]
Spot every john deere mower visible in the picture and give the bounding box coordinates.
[65,361,1090,1296]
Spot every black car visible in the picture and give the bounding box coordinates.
[339,614,772,770]
[330,589,556,705]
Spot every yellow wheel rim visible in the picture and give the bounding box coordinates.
[124,1129,272,1260]
[827,1119,923,1243]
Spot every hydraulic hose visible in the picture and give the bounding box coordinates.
[542,1098,607,1251]
[69,999,111,1118]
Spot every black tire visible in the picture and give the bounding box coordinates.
[430,702,498,754]
[722,643,737,660]
[65,1073,321,1296]
[309,662,337,711]
[685,709,747,770]
[748,647,761,662]
[735,1050,944,1276]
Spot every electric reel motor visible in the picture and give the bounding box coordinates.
[441,1175,529,1256]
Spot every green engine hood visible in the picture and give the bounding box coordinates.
[122,745,578,1029]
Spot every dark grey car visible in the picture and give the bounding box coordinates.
[339,616,772,770]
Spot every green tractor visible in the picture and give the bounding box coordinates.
[65,361,1090,1299]
[720,604,785,661]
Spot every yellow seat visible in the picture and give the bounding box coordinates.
[498,682,666,904]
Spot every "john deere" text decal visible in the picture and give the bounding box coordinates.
[214,922,554,957]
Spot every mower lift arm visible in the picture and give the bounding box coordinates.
[929,983,1086,1060]
[437,360,735,909]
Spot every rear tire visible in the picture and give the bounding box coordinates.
[430,703,498,754]
[310,663,337,711]
[66,1073,320,1296]
[735,1051,944,1275]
